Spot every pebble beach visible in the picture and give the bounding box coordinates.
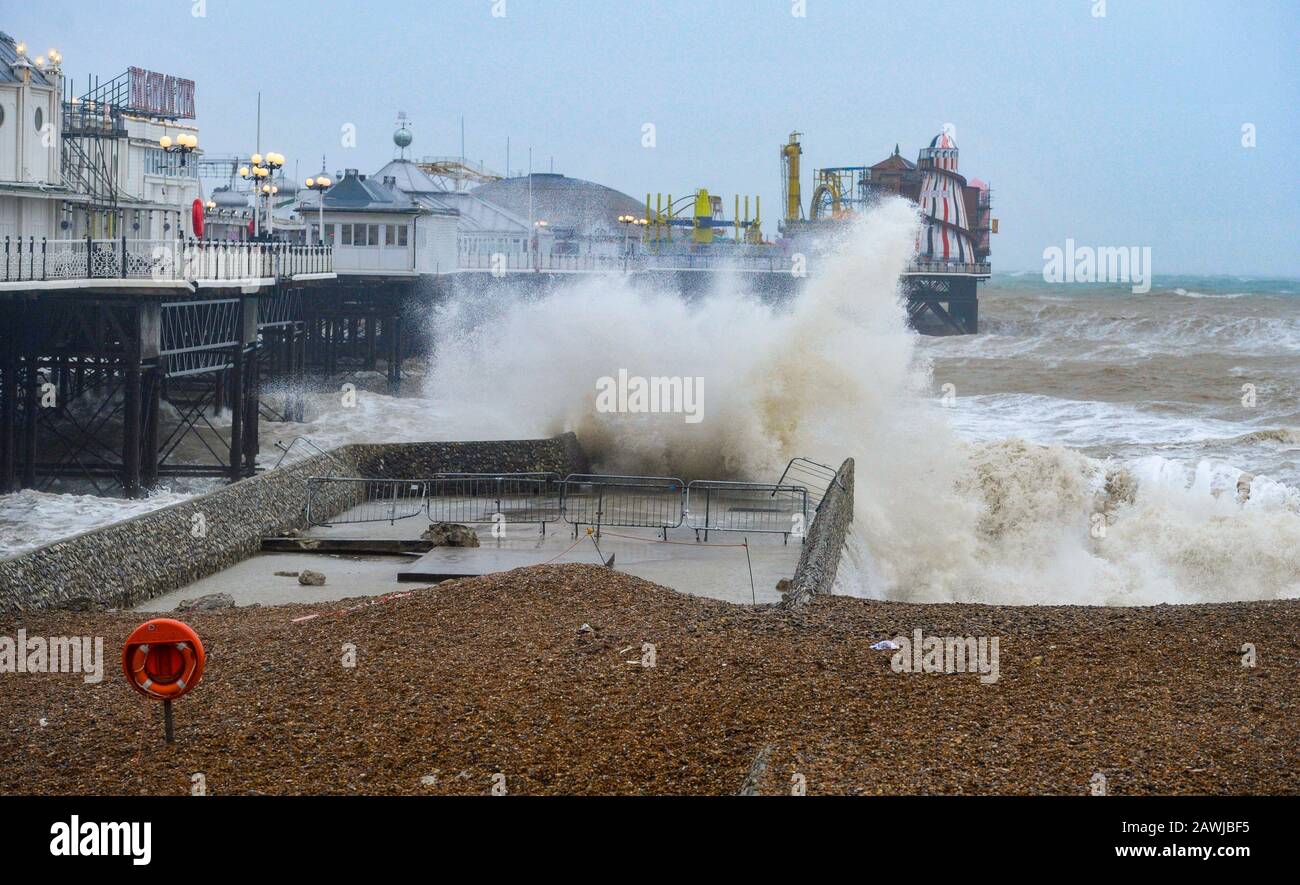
[1,564,1295,796]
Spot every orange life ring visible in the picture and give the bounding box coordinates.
[122,618,205,700]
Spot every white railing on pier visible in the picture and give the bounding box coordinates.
[2,237,333,285]
[457,250,989,277]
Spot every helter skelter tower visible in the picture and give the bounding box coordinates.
[899,128,991,335]
[915,130,975,265]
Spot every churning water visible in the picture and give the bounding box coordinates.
[425,198,1300,606]
[4,198,1297,606]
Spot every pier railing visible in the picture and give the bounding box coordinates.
[906,259,991,276]
[457,250,989,277]
[2,237,333,284]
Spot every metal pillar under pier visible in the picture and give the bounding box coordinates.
[302,280,410,389]
[905,275,981,335]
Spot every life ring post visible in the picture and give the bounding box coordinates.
[122,618,206,744]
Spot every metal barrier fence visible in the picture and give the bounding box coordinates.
[560,474,685,539]
[424,473,563,533]
[686,481,809,543]
[305,477,428,527]
[774,457,843,514]
[303,468,828,541]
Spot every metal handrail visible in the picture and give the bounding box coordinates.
[686,480,809,543]
[299,466,836,540]
[453,249,989,277]
[774,457,843,514]
[1,236,332,284]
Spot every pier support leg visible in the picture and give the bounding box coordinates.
[387,314,402,394]
[142,368,161,489]
[21,356,38,489]
[293,325,302,422]
[229,346,244,484]
[327,318,338,376]
[123,363,142,498]
[214,366,225,417]
[1,352,16,493]
[243,344,259,474]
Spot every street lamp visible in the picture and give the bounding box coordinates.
[304,175,332,244]
[261,153,285,239]
[239,151,285,239]
[203,199,215,240]
[239,164,259,239]
[532,219,548,268]
[159,131,199,166]
[618,214,637,254]
[261,184,280,237]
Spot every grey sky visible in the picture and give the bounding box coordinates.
[10,0,1298,274]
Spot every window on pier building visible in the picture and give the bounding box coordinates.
[143,148,199,179]
[385,224,408,247]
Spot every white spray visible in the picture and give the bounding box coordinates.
[423,198,1300,605]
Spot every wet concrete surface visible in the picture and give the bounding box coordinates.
[137,507,800,611]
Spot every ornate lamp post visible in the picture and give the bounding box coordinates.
[159,131,200,166]
[532,219,548,270]
[618,214,635,255]
[237,152,285,239]
[260,152,285,239]
[239,162,260,239]
[261,184,280,237]
[304,174,333,244]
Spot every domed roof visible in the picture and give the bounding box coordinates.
[471,173,644,237]
[373,158,441,194]
[211,186,248,209]
[929,131,957,150]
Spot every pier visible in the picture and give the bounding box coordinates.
[0,239,333,496]
[1,32,992,499]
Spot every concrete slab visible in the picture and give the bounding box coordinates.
[136,552,411,612]
[395,526,796,604]
[138,498,802,611]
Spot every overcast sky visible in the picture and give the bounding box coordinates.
[10,0,1298,275]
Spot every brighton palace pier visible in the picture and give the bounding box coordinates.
[0,32,990,499]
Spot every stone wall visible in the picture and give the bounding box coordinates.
[352,432,590,479]
[780,458,855,609]
[0,434,588,613]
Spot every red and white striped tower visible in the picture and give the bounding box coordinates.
[916,131,973,264]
